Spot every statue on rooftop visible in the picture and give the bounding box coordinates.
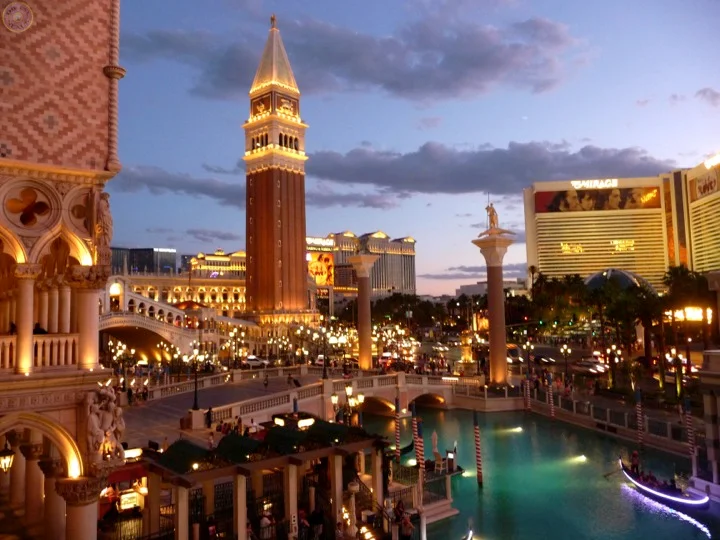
[486,203,499,230]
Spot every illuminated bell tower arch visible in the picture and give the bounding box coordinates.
[244,14,309,320]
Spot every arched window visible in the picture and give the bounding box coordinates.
[278,133,283,145]
[294,138,299,150]
[264,133,268,146]
[251,137,255,149]
[283,134,288,147]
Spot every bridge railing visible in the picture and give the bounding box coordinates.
[210,382,325,424]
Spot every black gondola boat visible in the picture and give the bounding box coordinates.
[618,457,709,511]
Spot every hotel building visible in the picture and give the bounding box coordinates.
[524,175,686,291]
[524,153,720,292]
[687,156,720,272]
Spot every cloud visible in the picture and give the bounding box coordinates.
[308,141,675,196]
[669,93,686,104]
[122,10,583,102]
[635,99,650,107]
[417,117,443,130]
[419,262,528,280]
[455,213,473,218]
[109,165,397,209]
[145,227,174,234]
[185,228,243,243]
[696,87,720,107]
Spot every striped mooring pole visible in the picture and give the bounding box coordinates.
[684,397,695,458]
[547,373,555,418]
[635,389,644,448]
[524,374,532,411]
[395,396,401,462]
[417,418,425,504]
[473,410,483,487]
[411,402,419,458]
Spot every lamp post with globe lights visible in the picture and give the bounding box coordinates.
[606,344,620,389]
[522,340,534,377]
[561,343,572,381]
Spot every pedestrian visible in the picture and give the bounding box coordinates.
[309,507,324,539]
[208,432,215,450]
[400,514,414,540]
[206,407,213,429]
[263,373,269,391]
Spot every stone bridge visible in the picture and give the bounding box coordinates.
[98,312,210,351]
[201,371,485,428]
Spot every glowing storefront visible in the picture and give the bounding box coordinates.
[524,177,682,290]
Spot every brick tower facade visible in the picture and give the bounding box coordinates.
[0,0,124,373]
[244,15,309,320]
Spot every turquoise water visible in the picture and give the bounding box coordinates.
[364,410,720,540]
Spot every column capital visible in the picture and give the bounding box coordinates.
[19,443,44,461]
[38,458,66,478]
[5,429,23,447]
[14,263,42,281]
[66,265,111,290]
[348,254,379,279]
[56,476,105,506]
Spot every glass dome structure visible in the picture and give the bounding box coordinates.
[583,268,655,293]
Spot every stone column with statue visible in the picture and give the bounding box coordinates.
[472,203,515,385]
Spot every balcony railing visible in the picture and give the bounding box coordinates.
[0,334,79,372]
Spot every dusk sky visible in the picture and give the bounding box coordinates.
[110,0,720,296]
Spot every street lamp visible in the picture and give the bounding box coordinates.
[522,341,534,377]
[0,440,14,474]
[561,344,572,380]
[192,348,200,411]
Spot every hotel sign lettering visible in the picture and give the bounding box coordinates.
[690,169,720,202]
[306,237,334,251]
[570,179,618,190]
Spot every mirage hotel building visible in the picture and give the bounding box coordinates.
[524,154,720,291]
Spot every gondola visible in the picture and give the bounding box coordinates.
[618,457,710,511]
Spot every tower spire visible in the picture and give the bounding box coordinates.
[250,15,298,96]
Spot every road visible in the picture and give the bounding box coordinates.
[122,374,320,448]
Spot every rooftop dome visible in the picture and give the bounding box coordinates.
[584,269,655,293]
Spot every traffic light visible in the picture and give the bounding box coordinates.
[539,320,544,326]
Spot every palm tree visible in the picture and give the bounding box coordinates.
[528,265,538,298]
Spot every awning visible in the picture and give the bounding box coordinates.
[108,462,147,484]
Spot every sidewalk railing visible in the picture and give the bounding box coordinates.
[531,386,699,450]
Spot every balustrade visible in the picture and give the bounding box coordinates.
[33,334,78,368]
[0,335,16,370]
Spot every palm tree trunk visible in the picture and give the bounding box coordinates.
[658,320,666,391]
[643,322,652,362]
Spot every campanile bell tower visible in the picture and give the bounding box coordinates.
[244,15,309,319]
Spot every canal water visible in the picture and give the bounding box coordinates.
[364,409,720,540]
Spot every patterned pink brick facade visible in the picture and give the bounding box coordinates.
[0,0,114,171]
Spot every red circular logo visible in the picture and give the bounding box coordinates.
[3,2,33,33]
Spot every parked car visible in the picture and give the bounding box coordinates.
[242,356,270,369]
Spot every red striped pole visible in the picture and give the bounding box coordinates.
[684,397,695,458]
[395,396,401,463]
[473,410,483,487]
[548,375,555,418]
[635,390,644,448]
[417,419,425,505]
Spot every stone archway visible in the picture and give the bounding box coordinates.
[0,411,85,478]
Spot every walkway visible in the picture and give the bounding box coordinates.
[123,374,320,447]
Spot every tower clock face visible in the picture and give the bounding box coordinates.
[3,1,33,33]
